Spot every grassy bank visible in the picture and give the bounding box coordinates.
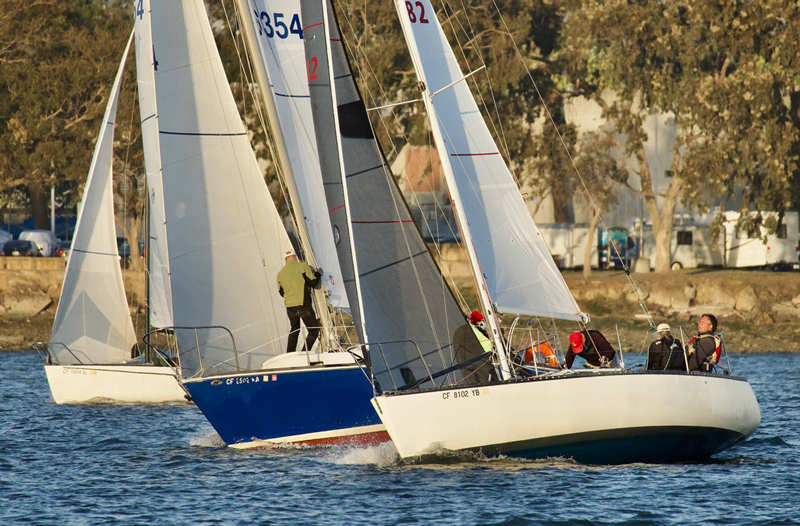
[3,269,799,353]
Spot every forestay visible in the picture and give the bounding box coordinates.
[242,0,349,310]
[144,0,292,376]
[393,0,584,322]
[301,0,467,390]
[133,0,173,329]
[49,32,137,365]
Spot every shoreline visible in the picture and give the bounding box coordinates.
[2,268,799,353]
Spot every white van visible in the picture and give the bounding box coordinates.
[19,230,60,257]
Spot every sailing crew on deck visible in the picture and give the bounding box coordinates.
[686,313,721,372]
[565,330,616,369]
[277,249,322,353]
[647,323,685,371]
[451,311,498,384]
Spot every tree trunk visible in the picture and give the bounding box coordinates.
[117,214,144,272]
[551,180,571,223]
[637,146,682,273]
[582,208,599,278]
[28,182,50,230]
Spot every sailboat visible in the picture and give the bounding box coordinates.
[39,31,187,405]
[136,0,392,447]
[360,0,760,463]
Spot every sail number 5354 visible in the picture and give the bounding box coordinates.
[253,11,303,39]
[405,1,430,24]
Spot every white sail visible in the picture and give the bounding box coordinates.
[394,0,584,322]
[133,0,173,329]
[147,0,293,375]
[243,0,349,310]
[49,32,137,365]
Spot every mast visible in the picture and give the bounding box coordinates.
[393,4,512,379]
[232,0,332,350]
[302,0,369,345]
[417,92,512,379]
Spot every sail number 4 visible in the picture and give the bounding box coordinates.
[253,11,303,39]
[443,388,481,400]
[405,1,430,24]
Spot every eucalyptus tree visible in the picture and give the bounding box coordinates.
[558,0,800,272]
[0,0,133,230]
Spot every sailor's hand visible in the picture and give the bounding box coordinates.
[314,267,323,278]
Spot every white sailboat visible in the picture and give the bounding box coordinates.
[40,31,186,405]
[366,0,761,463]
[138,0,388,446]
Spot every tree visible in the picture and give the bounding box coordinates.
[0,0,133,229]
[559,0,800,272]
[572,132,629,277]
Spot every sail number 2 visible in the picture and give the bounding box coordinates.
[253,11,303,39]
[405,1,430,24]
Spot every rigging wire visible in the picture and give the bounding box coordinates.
[118,55,144,351]
[464,0,655,331]
[332,0,474,317]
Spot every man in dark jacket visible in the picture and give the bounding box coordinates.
[647,323,686,371]
[277,249,322,353]
[565,329,616,369]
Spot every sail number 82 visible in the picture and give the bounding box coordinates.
[405,1,430,24]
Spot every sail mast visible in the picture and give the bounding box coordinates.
[307,0,369,344]
[393,3,512,378]
[232,0,332,350]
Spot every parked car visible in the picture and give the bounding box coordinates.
[56,239,72,258]
[0,229,12,253]
[19,230,60,257]
[2,239,40,257]
[117,238,146,268]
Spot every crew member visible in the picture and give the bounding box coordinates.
[277,249,322,353]
[647,323,685,371]
[686,313,721,372]
[565,329,616,369]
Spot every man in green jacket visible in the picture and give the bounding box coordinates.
[277,249,322,353]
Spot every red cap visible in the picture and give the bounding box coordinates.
[469,311,484,324]
[569,332,584,350]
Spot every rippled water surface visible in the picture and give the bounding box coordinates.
[1,351,797,525]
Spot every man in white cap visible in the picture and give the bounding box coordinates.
[276,248,322,353]
[647,322,684,371]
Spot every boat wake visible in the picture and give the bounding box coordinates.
[189,430,226,448]
[330,442,400,467]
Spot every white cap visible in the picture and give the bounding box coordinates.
[656,323,670,333]
[284,249,296,258]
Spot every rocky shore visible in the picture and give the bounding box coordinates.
[2,266,799,353]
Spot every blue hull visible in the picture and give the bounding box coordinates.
[183,366,385,446]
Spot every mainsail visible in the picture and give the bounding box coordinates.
[49,32,137,365]
[143,0,292,376]
[393,0,584,322]
[300,0,467,390]
[133,0,173,329]
[240,0,348,311]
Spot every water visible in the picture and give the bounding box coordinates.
[1,351,797,525]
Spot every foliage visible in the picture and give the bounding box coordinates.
[0,0,133,228]
[557,0,800,272]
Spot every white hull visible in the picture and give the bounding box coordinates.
[372,371,761,464]
[44,364,188,404]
